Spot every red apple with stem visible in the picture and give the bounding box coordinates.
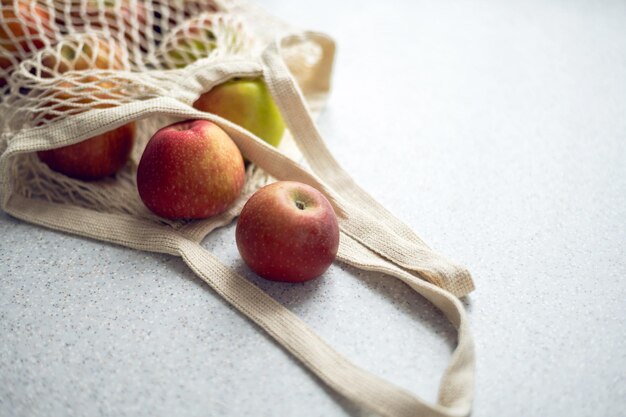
[137,119,245,219]
[236,181,340,282]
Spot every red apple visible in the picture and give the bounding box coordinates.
[236,181,340,282]
[38,123,135,181]
[0,0,54,86]
[137,119,245,219]
[36,38,134,181]
[37,78,135,180]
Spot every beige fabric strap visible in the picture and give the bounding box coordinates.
[261,33,474,297]
[210,116,475,302]
[5,194,473,417]
[180,238,473,417]
[337,234,475,414]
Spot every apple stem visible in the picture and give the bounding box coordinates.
[295,200,306,210]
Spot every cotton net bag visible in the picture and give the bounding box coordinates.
[0,1,476,416]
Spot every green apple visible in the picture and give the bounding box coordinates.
[193,77,286,147]
[166,32,217,68]
[160,19,218,69]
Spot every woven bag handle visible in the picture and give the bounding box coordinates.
[261,33,475,298]
[6,194,473,417]
[178,237,474,417]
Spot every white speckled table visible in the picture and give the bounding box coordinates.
[1,1,625,416]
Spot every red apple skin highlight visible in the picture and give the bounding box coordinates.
[37,123,135,181]
[236,181,340,283]
[137,119,244,220]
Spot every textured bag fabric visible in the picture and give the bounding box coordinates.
[0,1,476,416]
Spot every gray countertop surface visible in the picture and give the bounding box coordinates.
[1,0,625,416]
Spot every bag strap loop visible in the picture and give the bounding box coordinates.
[260,33,475,297]
[6,194,474,417]
[179,237,474,417]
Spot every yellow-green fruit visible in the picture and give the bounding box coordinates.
[193,78,285,148]
[167,36,217,68]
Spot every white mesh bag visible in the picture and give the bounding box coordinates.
[0,1,476,416]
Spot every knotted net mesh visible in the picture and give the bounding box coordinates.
[0,0,323,231]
